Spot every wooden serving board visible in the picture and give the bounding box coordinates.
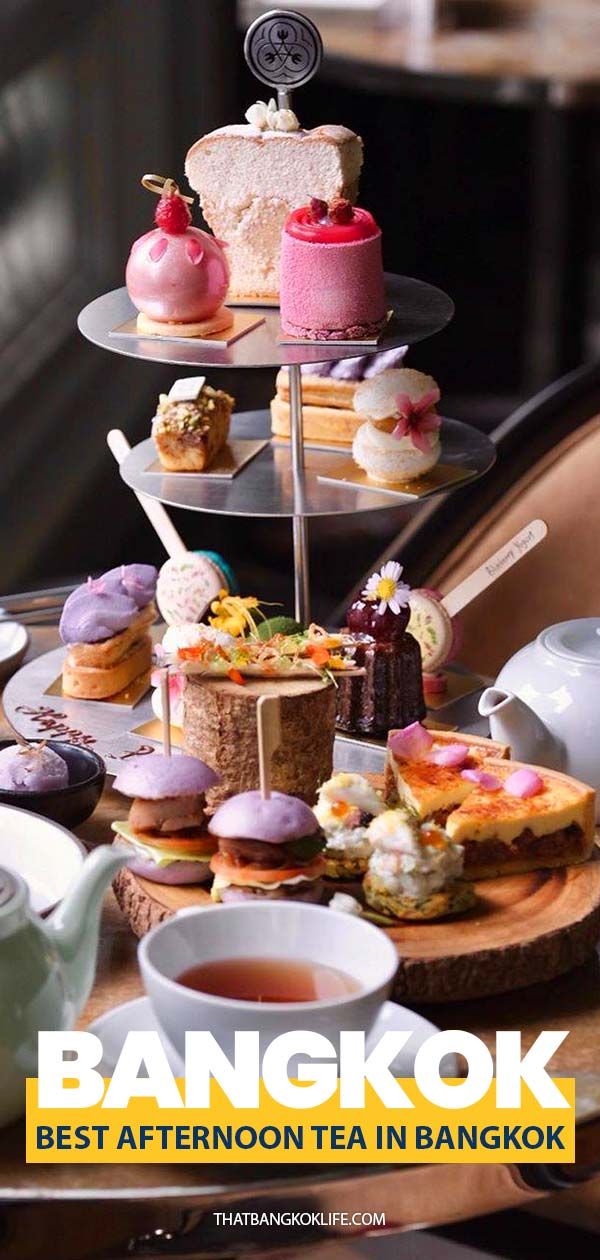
[113,854,600,1006]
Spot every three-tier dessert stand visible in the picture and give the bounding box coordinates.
[77,10,495,628]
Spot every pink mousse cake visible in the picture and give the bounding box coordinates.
[279,198,386,341]
[126,185,230,325]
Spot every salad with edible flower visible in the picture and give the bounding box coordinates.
[160,594,358,684]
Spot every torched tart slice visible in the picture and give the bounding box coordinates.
[385,728,510,820]
[446,759,596,879]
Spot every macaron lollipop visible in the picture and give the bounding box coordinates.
[408,588,461,674]
[156,551,236,626]
[125,174,232,338]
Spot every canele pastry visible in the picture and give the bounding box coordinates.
[185,102,363,302]
[384,722,596,878]
[352,369,442,484]
[314,772,384,880]
[280,197,386,342]
[112,753,219,885]
[271,349,406,446]
[152,377,234,471]
[364,809,475,921]
[209,790,326,903]
[59,564,157,700]
[125,177,232,337]
[336,563,425,737]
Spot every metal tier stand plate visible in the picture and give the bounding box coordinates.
[78,277,460,622]
[118,410,495,518]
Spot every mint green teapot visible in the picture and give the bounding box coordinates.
[0,846,127,1126]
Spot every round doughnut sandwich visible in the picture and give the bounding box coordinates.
[208,790,326,903]
[112,753,219,884]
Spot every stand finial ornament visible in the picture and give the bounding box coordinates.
[244,8,323,109]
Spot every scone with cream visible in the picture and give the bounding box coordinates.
[185,100,363,302]
[352,369,442,484]
[364,809,475,921]
[314,772,384,880]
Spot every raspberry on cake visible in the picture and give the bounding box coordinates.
[280,198,386,342]
[185,108,363,302]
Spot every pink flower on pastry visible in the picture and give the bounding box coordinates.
[392,389,441,454]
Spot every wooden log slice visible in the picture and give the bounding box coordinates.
[182,674,336,807]
[113,855,600,1004]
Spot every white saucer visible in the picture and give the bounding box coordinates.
[88,996,455,1077]
[0,621,29,682]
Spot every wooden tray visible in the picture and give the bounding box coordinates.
[113,853,600,1005]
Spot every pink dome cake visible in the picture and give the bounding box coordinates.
[125,178,232,337]
[280,198,386,341]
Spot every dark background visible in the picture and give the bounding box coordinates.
[1,0,598,623]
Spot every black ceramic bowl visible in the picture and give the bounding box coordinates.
[0,739,106,828]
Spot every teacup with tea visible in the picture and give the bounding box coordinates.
[138,901,399,1061]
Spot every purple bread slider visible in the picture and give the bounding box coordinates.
[112,753,219,885]
[208,789,325,903]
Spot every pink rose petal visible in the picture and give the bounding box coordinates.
[461,768,503,791]
[429,743,470,768]
[388,721,434,761]
[504,769,544,799]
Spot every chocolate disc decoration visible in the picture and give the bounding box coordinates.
[244,8,323,94]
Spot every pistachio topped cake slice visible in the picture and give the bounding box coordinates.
[152,378,234,472]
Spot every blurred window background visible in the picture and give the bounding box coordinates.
[1,0,599,623]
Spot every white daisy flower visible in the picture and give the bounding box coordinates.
[362,561,411,615]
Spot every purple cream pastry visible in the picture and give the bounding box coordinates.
[208,790,325,903]
[102,564,158,609]
[59,583,139,645]
[0,743,69,791]
[59,565,157,645]
[112,753,219,885]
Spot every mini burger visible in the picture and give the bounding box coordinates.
[208,790,326,903]
[112,753,219,884]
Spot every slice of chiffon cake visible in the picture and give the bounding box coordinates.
[185,120,363,302]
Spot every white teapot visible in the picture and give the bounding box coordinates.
[0,845,127,1126]
[479,619,600,817]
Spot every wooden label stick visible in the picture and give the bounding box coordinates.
[257,695,282,800]
[442,519,548,619]
[160,669,172,757]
